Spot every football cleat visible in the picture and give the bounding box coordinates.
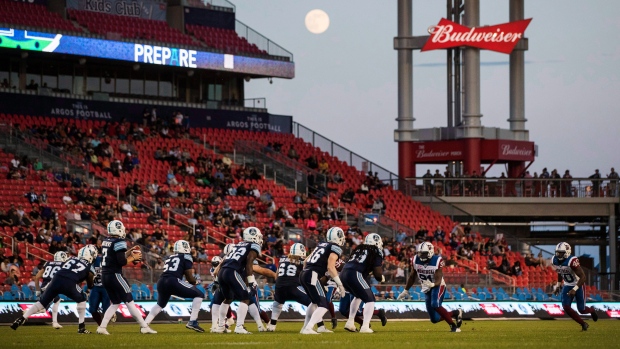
[300,327,319,335]
[331,318,338,329]
[234,325,252,334]
[378,309,387,326]
[226,317,235,326]
[186,320,205,333]
[317,326,333,333]
[454,308,463,328]
[78,323,90,334]
[450,324,461,333]
[210,326,226,333]
[140,326,157,334]
[266,323,276,332]
[96,327,110,335]
[344,324,357,333]
[52,322,63,329]
[10,316,26,330]
[591,311,598,322]
[359,326,374,333]
[581,323,589,332]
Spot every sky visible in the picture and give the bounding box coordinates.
[237,0,620,179]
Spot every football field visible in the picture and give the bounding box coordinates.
[2,320,617,349]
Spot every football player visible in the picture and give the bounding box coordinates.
[214,227,263,334]
[12,245,98,334]
[33,251,69,329]
[97,220,157,335]
[397,242,463,332]
[145,240,206,332]
[89,247,113,326]
[340,233,385,333]
[552,242,598,331]
[299,227,346,334]
[209,246,235,332]
[338,290,386,330]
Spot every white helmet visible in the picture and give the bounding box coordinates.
[78,245,98,263]
[364,233,383,250]
[173,240,191,254]
[289,243,307,258]
[326,227,345,247]
[211,256,223,267]
[54,251,69,262]
[555,242,571,261]
[243,227,263,245]
[223,243,235,257]
[107,220,126,239]
[418,242,434,262]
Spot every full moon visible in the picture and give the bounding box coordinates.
[305,9,330,34]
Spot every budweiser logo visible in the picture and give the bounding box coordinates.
[416,149,462,158]
[422,18,532,54]
[501,145,532,157]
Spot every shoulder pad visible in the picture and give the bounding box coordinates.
[251,243,262,255]
[330,244,343,256]
[113,241,127,251]
[184,254,194,262]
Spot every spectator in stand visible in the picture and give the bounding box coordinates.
[318,158,329,174]
[561,170,573,197]
[340,187,355,204]
[14,227,28,242]
[304,155,318,170]
[511,260,523,276]
[371,197,383,214]
[433,225,446,243]
[415,226,428,244]
[24,186,39,204]
[395,230,407,243]
[589,169,601,197]
[422,169,433,195]
[498,257,511,275]
[4,268,19,286]
[7,205,19,227]
[287,145,300,160]
[10,155,20,169]
[608,167,618,197]
[358,181,369,194]
[446,253,458,268]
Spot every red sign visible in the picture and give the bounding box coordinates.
[607,310,620,318]
[118,304,145,318]
[422,18,532,54]
[479,303,503,315]
[19,303,51,319]
[413,141,463,162]
[542,304,564,316]
[480,140,536,162]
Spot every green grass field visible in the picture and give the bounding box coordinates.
[2,320,617,349]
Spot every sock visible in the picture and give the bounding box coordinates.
[317,321,325,328]
[126,301,148,327]
[190,298,202,322]
[211,304,220,327]
[303,304,317,330]
[327,302,336,319]
[248,303,263,328]
[100,304,119,328]
[306,306,328,329]
[77,302,86,324]
[92,312,102,326]
[435,306,455,326]
[52,300,60,323]
[580,306,594,315]
[236,302,249,327]
[347,298,362,326]
[145,304,163,324]
[451,310,460,317]
[354,315,364,325]
[23,302,45,318]
[361,302,375,329]
[563,305,585,325]
[373,309,380,316]
[218,304,229,327]
[259,310,270,324]
[270,302,282,324]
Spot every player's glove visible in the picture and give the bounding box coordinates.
[553,284,561,296]
[422,280,435,289]
[211,281,220,293]
[35,291,41,297]
[248,275,258,291]
[397,289,409,300]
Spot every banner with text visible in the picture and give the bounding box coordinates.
[66,0,167,21]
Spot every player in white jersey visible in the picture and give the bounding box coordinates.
[397,242,462,332]
[551,242,598,331]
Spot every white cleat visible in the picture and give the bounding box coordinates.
[344,324,357,333]
[96,327,110,335]
[52,322,63,329]
[317,326,333,333]
[140,326,157,334]
[257,325,268,332]
[226,317,235,326]
[234,325,252,334]
[266,324,276,332]
[359,326,374,333]
[210,326,226,333]
[301,327,319,335]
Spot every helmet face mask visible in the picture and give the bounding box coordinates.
[243,227,263,245]
[107,220,126,239]
[211,256,222,267]
[326,227,345,247]
[174,240,191,254]
[418,242,434,262]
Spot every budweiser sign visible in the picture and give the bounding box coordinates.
[422,18,532,54]
[501,145,533,157]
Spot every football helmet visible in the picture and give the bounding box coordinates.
[173,240,191,254]
[364,233,383,250]
[289,243,307,258]
[107,220,126,239]
[54,251,69,262]
[78,244,98,263]
[223,243,235,256]
[326,227,345,247]
[243,227,263,245]
[211,256,222,267]
[417,242,434,262]
[555,242,571,261]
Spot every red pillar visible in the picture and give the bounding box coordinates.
[398,141,415,178]
[463,138,481,175]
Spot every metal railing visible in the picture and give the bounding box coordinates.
[235,19,293,61]
[182,0,235,12]
[244,98,267,110]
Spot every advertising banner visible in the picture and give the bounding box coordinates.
[66,0,167,21]
[412,140,463,162]
[0,28,295,79]
[0,301,618,323]
[481,139,536,162]
[0,92,293,133]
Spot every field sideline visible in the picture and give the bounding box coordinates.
[1,320,617,349]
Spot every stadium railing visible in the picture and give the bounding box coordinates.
[235,19,293,61]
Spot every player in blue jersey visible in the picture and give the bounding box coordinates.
[340,233,386,333]
[551,242,598,331]
[209,245,235,332]
[12,245,98,334]
[33,251,69,329]
[398,242,463,332]
[89,248,112,326]
[97,220,157,335]
[215,227,263,334]
[299,227,346,334]
[144,240,206,332]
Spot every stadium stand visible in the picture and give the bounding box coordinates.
[186,24,267,56]
[0,0,80,33]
